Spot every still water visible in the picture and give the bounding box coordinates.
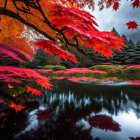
[0,79,140,140]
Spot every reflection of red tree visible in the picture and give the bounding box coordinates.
[88,115,121,132]
[37,108,53,121]
[130,137,140,140]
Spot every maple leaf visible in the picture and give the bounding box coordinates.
[8,83,14,88]
[34,40,78,64]
[126,21,139,30]
[36,80,53,90]
[113,2,120,11]
[9,102,26,112]
[132,0,140,8]
[27,86,44,96]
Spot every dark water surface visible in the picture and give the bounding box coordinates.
[0,79,140,140]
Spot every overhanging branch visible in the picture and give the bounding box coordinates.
[0,7,55,42]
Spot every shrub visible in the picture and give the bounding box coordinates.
[53,65,66,70]
[125,66,140,74]
[43,65,55,69]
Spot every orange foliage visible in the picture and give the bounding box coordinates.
[0,16,24,43]
[9,102,26,112]
[4,37,34,55]
[8,83,14,89]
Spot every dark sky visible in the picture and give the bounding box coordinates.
[87,0,140,42]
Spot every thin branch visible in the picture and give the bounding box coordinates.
[4,0,8,8]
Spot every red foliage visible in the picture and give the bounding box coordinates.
[113,2,120,11]
[33,69,54,74]
[130,137,140,140]
[0,66,52,85]
[98,0,120,10]
[101,62,113,65]
[54,70,66,74]
[127,80,140,86]
[63,68,106,74]
[0,43,33,63]
[27,86,44,96]
[127,65,140,69]
[67,77,90,82]
[36,79,53,90]
[126,21,139,30]
[34,40,78,63]
[48,3,125,58]
[104,78,111,82]
[9,102,26,112]
[132,0,140,8]
[88,114,121,132]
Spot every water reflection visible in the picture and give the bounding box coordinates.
[0,79,140,140]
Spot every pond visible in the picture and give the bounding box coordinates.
[0,79,140,140]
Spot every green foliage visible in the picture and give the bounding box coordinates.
[90,65,127,71]
[122,34,128,45]
[111,27,120,37]
[43,65,55,69]
[24,49,48,68]
[126,66,140,74]
[53,65,66,70]
[128,39,135,46]
[42,65,66,70]
[136,41,140,46]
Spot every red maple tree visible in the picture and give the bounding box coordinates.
[0,0,139,100]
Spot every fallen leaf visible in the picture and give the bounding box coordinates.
[8,83,14,88]
[9,102,26,112]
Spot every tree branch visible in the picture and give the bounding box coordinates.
[4,0,8,8]
[0,7,55,42]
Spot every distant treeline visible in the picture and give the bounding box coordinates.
[79,27,140,66]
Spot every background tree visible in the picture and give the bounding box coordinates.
[24,49,48,68]
[111,27,120,37]
[136,41,140,46]
[128,39,135,46]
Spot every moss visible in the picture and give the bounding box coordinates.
[43,65,55,69]
[53,65,66,70]
[90,65,127,71]
[36,66,43,69]
[42,65,66,70]
[108,68,124,75]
